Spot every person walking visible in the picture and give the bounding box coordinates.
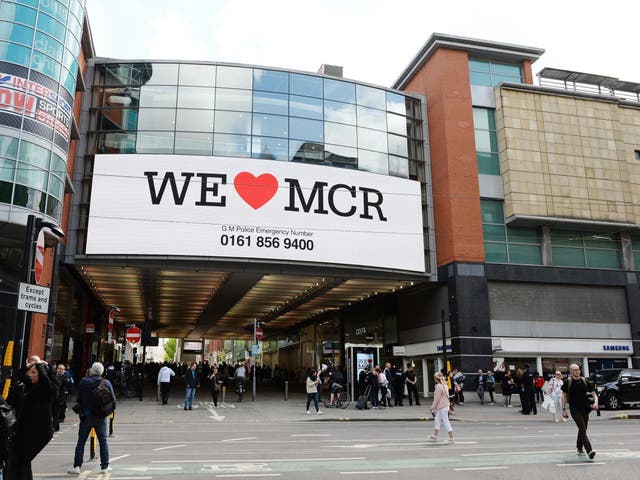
[305,368,322,415]
[377,366,389,408]
[500,370,514,407]
[52,363,74,430]
[474,369,486,405]
[404,364,420,406]
[5,356,54,480]
[452,369,465,405]
[562,364,598,459]
[486,371,496,405]
[67,362,116,474]
[393,365,405,406]
[428,372,454,443]
[208,365,224,407]
[157,362,175,405]
[548,371,565,422]
[183,362,199,410]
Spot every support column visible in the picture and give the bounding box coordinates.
[625,272,640,369]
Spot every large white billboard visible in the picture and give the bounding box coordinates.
[86,154,425,272]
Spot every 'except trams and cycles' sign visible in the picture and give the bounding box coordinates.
[86,154,426,272]
[17,282,50,313]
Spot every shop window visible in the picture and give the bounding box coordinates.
[550,230,621,269]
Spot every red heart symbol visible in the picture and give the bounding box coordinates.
[234,172,278,209]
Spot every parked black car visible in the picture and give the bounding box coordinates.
[592,368,640,410]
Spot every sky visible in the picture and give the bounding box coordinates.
[85,0,640,89]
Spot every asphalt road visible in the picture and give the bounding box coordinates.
[33,401,640,479]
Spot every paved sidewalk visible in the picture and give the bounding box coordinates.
[105,387,635,427]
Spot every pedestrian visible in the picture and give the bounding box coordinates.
[5,356,54,480]
[548,371,565,422]
[208,365,224,407]
[183,362,199,410]
[486,371,495,405]
[383,363,393,407]
[52,363,74,430]
[305,368,322,415]
[428,372,454,443]
[520,365,536,415]
[67,362,116,474]
[452,368,465,405]
[393,365,405,406]
[500,370,514,407]
[534,371,545,403]
[474,369,485,405]
[367,366,379,409]
[404,364,420,406]
[157,361,175,405]
[377,366,389,408]
[561,364,598,459]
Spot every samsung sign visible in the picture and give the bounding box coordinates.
[602,345,631,351]
[86,154,426,272]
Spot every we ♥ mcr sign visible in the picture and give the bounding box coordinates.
[86,154,426,272]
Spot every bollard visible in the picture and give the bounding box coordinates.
[222,385,226,403]
[89,427,96,460]
[109,412,114,437]
[284,380,288,401]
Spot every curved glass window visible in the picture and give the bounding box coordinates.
[31,51,60,80]
[146,64,179,85]
[175,132,213,155]
[325,144,357,168]
[37,13,66,41]
[388,134,408,157]
[290,95,322,120]
[252,113,288,138]
[324,122,356,147]
[290,117,323,142]
[358,150,388,175]
[254,69,288,93]
[63,30,80,56]
[34,31,64,62]
[389,155,409,178]
[214,111,250,135]
[290,73,322,98]
[253,91,288,116]
[0,21,34,47]
[324,100,356,125]
[387,113,407,136]
[50,152,66,176]
[19,142,50,169]
[40,0,68,24]
[0,135,19,158]
[137,108,176,130]
[177,86,214,109]
[0,41,31,67]
[213,133,250,157]
[179,64,216,87]
[16,0,39,7]
[357,84,385,110]
[48,173,64,199]
[139,86,177,108]
[61,66,76,94]
[217,66,252,89]
[13,184,46,213]
[252,136,288,161]
[215,88,252,111]
[137,131,175,153]
[357,106,386,131]
[176,109,214,132]
[324,78,355,103]
[0,3,37,25]
[46,194,61,218]
[386,92,407,116]
[357,127,387,153]
[290,140,323,163]
[0,158,15,182]
[16,163,48,191]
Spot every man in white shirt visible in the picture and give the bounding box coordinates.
[157,362,176,405]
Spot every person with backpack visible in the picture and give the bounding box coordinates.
[68,362,116,474]
[561,363,598,460]
[4,356,54,480]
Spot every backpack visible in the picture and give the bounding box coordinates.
[90,379,115,418]
[0,397,16,465]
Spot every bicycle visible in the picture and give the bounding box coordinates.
[236,378,245,402]
[324,384,351,409]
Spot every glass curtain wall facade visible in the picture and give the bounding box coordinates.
[0,0,84,222]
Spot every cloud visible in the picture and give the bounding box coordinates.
[145,11,208,61]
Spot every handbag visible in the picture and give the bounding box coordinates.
[541,394,552,411]
[214,383,221,392]
[455,383,462,394]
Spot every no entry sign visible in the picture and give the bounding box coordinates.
[125,326,141,344]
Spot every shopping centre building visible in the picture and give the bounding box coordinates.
[1,1,638,395]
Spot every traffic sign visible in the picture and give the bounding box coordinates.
[255,326,263,341]
[34,229,45,285]
[125,326,142,344]
[17,282,50,313]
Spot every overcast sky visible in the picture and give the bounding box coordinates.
[85,0,640,89]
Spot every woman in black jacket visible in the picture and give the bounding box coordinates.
[5,355,54,480]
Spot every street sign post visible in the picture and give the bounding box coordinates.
[256,326,263,341]
[125,326,142,344]
[34,230,45,285]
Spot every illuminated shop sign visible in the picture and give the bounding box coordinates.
[183,340,203,352]
[87,154,426,272]
[0,71,72,148]
[602,345,630,351]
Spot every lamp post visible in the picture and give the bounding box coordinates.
[5,215,64,393]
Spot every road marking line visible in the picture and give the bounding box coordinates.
[291,434,331,437]
[462,449,628,457]
[153,444,187,451]
[454,467,509,471]
[110,454,131,462]
[215,475,280,478]
[340,471,399,475]
[556,462,606,466]
[152,457,366,464]
[207,405,226,422]
[222,437,257,442]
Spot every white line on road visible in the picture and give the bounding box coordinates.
[453,466,510,471]
[153,444,187,451]
[207,405,226,422]
[110,454,131,462]
[556,462,606,467]
[340,471,399,475]
[152,457,366,464]
[222,437,257,442]
[462,449,628,457]
[215,475,280,478]
[291,434,331,437]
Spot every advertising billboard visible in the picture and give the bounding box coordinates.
[86,154,426,272]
